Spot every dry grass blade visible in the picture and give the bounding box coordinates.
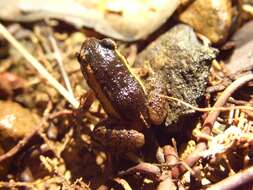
[49,34,74,97]
[0,22,79,108]
[158,94,253,112]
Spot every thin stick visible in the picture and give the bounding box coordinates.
[0,109,74,163]
[203,73,253,128]
[0,119,47,163]
[118,162,161,181]
[0,181,34,188]
[172,73,253,178]
[0,22,79,108]
[158,94,253,112]
[207,165,253,190]
[49,34,74,97]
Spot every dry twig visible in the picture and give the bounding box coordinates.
[118,162,162,181]
[203,73,253,128]
[158,94,253,113]
[0,119,47,163]
[172,73,253,178]
[207,165,253,190]
[0,109,74,163]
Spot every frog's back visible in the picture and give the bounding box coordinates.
[78,38,149,125]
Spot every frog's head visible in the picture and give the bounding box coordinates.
[77,38,117,70]
[77,38,124,120]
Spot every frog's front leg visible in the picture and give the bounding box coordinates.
[93,119,145,152]
[145,71,168,125]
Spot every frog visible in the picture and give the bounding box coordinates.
[77,38,168,152]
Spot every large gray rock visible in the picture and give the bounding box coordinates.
[135,24,217,130]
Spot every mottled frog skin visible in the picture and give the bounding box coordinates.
[78,38,151,128]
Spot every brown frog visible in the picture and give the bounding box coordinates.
[77,38,167,151]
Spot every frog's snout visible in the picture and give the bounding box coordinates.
[76,51,82,64]
[77,43,90,67]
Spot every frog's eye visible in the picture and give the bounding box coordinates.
[100,38,117,50]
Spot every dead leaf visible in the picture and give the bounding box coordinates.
[0,0,179,41]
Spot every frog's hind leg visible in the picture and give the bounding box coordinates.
[92,121,145,153]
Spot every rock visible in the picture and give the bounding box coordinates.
[0,101,39,149]
[0,72,27,99]
[224,21,253,75]
[135,24,217,130]
[179,0,233,44]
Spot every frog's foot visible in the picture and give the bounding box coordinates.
[93,125,145,152]
[77,90,96,113]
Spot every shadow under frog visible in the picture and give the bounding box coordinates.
[77,26,217,152]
